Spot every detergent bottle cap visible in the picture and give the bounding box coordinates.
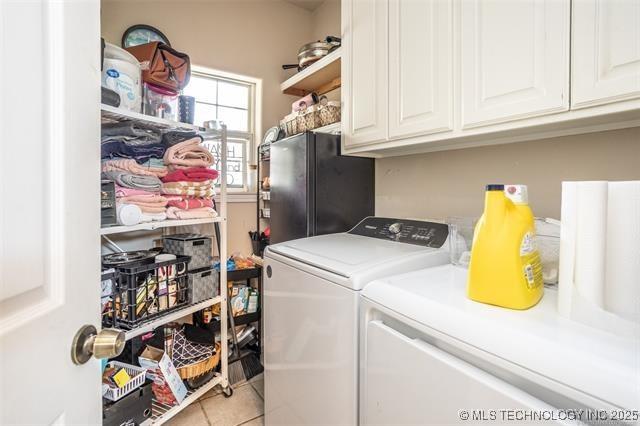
[485,184,504,191]
[504,184,528,204]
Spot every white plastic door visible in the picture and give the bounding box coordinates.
[263,255,358,425]
[460,0,570,128]
[362,321,570,425]
[388,0,453,139]
[0,0,101,424]
[342,0,388,147]
[571,0,640,108]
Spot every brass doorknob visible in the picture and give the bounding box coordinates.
[71,325,125,365]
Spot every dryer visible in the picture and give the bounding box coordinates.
[263,217,450,425]
[360,264,639,425]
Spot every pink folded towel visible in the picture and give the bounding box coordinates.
[163,138,215,171]
[166,197,214,210]
[118,194,168,213]
[115,185,156,198]
[166,206,218,220]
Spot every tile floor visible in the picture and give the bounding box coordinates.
[166,374,265,426]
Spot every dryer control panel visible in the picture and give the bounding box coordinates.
[348,217,449,248]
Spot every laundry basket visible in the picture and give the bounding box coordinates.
[103,361,147,402]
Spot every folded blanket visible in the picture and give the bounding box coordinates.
[115,185,155,198]
[161,167,219,183]
[101,122,161,145]
[161,180,214,197]
[162,180,213,190]
[102,158,168,178]
[118,194,168,213]
[140,211,167,222]
[101,140,166,163]
[102,171,162,192]
[141,158,166,168]
[166,206,218,220]
[162,131,202,147]
[166,197,214,210]
[163,138,214,170]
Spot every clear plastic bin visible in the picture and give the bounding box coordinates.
[447,217,477,267]
[143,82,178,121]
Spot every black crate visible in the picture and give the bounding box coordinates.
[103,380,153,426]
[113,326,165,365]
[102,256,190,330]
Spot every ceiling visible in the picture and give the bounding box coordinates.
[284,0,326,11]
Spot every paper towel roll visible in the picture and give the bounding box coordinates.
[574,181,608,309]
[605,181,640,323]
[558,182,577,317]
[116,203,142,226]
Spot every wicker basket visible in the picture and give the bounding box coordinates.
[298,105,322,132]
[176,343,221,380]
[319,101,341,126]
[281,112,300,136]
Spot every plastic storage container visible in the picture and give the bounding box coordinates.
[102,43,142,113]
[103,361,147,402]
[163,234,212,270]
[101,180,117,227]
[188,267,219,304]
[143,82,179,121]
[103,380,153,426]
[102,256,190,329]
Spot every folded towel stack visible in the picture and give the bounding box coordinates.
[160,139,219,219]
[101,127,218,224]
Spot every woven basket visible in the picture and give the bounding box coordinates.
[319,102,341,126]
[177,343,221,379]
[299,105,322,131]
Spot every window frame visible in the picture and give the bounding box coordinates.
[190,65,262,194]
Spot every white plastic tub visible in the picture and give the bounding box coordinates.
[102,43,142,113]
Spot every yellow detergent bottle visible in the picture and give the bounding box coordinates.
[467,184,543,309]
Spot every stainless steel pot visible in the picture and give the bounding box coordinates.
[283,36,341,71]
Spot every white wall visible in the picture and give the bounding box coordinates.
[310,0,340,40]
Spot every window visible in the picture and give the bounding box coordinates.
[183,69,258,192]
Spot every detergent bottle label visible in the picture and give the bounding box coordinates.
[520,231,536,255]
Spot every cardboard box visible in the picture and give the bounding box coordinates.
[138,346,187,405]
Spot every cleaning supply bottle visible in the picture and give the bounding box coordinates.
[467,184,543,309]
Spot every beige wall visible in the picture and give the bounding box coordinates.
[310,0,340,40]
[376,128,640,221]
[102,0,313,255]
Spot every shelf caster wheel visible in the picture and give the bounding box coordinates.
[223,386,233,398]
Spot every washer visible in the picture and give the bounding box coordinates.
[263,217,450,425]
[360,264,638,425]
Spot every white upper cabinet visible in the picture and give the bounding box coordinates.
[572,0,640,108]
[388,0,453,139]
[460,0,570,129]
[342,0,388,147]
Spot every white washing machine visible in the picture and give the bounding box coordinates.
[360,264,639,425]
[263,217,451,425]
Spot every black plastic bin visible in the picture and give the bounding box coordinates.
[102,256,190,330]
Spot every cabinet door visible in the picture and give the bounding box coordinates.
[388,0,452,139]
[342,0,388,147]
[460,0,570,129]
[362,321,568,425]
[572,0,640,108]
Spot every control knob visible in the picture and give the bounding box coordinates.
[388,222,403,235]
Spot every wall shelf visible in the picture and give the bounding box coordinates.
[101,217,225,235]
[280,48,342,96]
[122,296,222,341]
